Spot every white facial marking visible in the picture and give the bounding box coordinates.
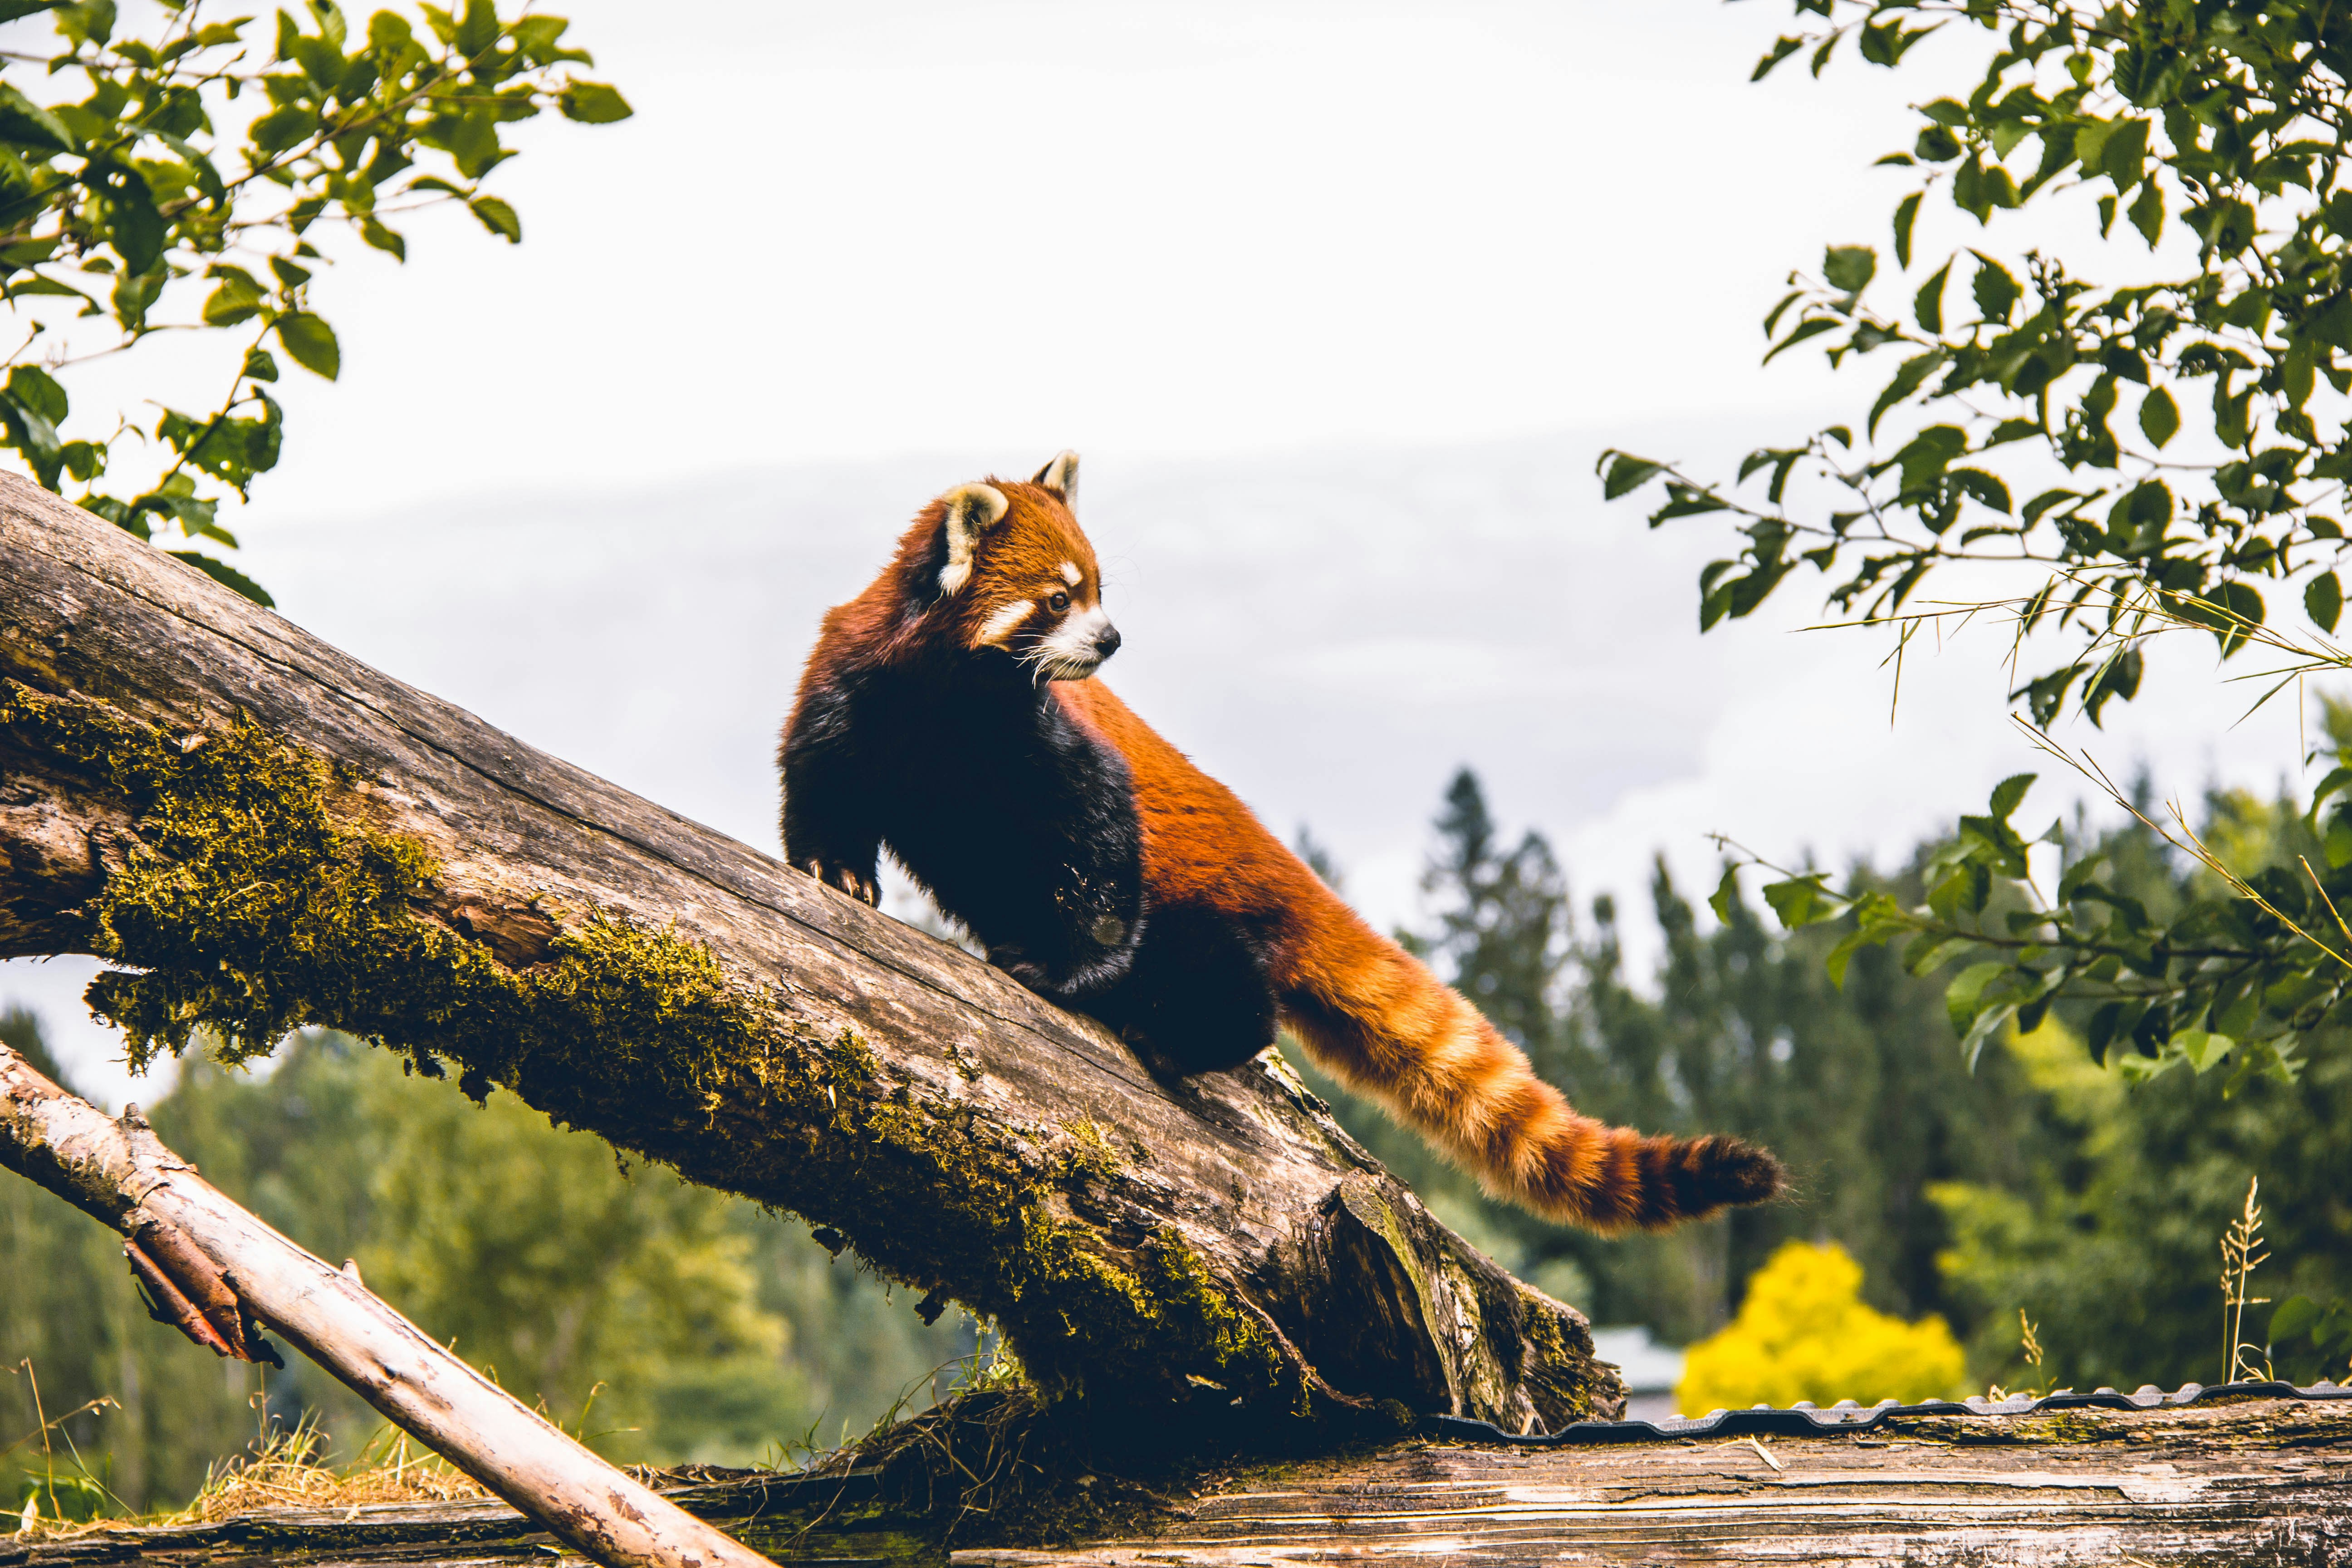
[938,560,971,596]
[977,599,1034,647]
[1030,603,1114,678]
[1060,561,1081,587]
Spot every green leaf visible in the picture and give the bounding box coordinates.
[2194,580,2265,656]
[1893,424,1968,492]
[1708,864,1741,925]
[201,283,261,327]
[2327,814,2352,870]
[2127,177,2165,247]
[2308,572,2343,634]
[1971,253,2018,323]
[1893,191,1921,269]
[249,103,316,154]
[1824,927,1875,989]
[2176,1027,2235,1073]
[1915,259,1950,334]
[1928,860,1985,921]
[167,550,276,608]
[1762,316,1841,365]
[1869,351,1944,437]
[1652,485,1729,522]
[274,311,341,380]
[0,82,75,153]
[2139,386,2179,448]
[1824,245,1877,295]
[1751,34,1804,80]
[558,82,633,123]
[1762,873,1837,930]
[1960,1000,2018,1070]
[360,217,407,260]
[368,10,414,50]
[1916,125,1962,162]
[83,160,162,276]
[1903,933,1979,977]
[7,363,65,426]
[455,0,499,56]
[2192,196,2258,258]
[0,380,64,487]
[467,195,521,243]
[1600,452,1666,500]
[2099,117,2149,186]
[1988,772,2036,823]
[1945,959,2012,1035]
[1948,467,2011,514]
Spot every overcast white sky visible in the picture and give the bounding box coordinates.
[5,1,2322,1103]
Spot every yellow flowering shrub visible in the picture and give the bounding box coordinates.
[1674,1240,1965,1414]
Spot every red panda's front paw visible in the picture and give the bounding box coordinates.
[987,946,1053,992]
[803,860,879,906]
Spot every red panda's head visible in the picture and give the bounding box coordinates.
[917,451,1120,681]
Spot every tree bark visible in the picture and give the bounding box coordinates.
[0,474,1616,1437]
[0,1039,784,1568]
[2,1398,2341,1567]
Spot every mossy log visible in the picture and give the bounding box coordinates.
[4,1399,2342,1568]
[0,474,1613,1435]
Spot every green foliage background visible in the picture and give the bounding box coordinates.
[1607,0,2352,1092]
[0,1017,964,1516]
[1294,764,2352,1397]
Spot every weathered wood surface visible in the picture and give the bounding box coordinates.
[1037,1399,2352,1566]
[0,474,1609,1428]
[0,1039,784,1568]
[5,1401,2341,1568]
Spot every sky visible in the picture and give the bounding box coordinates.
[2,1,2324,1105]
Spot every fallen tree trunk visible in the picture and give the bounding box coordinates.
[0,474,1614,1437]
[5,1398,2343,1567]
[0,1039,783,1568]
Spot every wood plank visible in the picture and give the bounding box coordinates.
[5,1400,2341,1568]
[960,1399,2351,1566]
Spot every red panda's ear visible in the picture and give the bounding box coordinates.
[1031,451,1079,513]
[936,482,1009,596]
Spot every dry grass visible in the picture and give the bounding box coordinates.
[169,1421,485,1524]
[11,1420,485,1541]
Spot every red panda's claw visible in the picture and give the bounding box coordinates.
[804,861,880,907]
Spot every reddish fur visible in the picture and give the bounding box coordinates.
[798,482,1104,679]
[1052,681,1785,1233]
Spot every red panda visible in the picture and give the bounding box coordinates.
[779,454,1786,1232]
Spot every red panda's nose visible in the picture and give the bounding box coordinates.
[1094,624,1122,660]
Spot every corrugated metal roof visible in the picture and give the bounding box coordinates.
[1429,1377,2352,1446]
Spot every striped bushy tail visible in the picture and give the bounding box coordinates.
[1282,932,1785,1233]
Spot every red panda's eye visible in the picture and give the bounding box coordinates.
[1049,590,1071,613]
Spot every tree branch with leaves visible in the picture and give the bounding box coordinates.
[0,0,628,603]
[1605,0,2352,1086]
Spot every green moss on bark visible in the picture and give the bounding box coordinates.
[0,680,1288,1409]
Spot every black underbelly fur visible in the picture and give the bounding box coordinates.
[783,667,1277,1072]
